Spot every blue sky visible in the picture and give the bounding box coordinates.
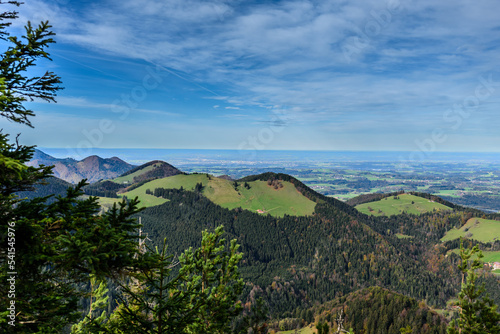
[1,0,500,154]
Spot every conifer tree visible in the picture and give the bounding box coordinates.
[0,3,144,332]
[316,321,330,334]
[71,275,110,334]
[100,239,196,333]
[447,238,500,334]
[181,225,244,333]
[85,226,243,334]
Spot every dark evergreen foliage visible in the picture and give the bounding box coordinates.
[137,185,483,320]
[346,191,404,206]
[83,180,122,198]
[15,176,71,203]
[309,286,448,334]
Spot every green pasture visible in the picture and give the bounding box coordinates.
[395,233,414,239]
[355,194,452,216]
[96,196,122,208]
[448,249,500,263]
[126,173,210,192]
[118,174,209,207]
[441,218,500,243]
[214,180,316,217]
[114,174,316,217]
[483,251,500,263]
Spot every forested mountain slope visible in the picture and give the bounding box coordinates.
[137,172,477,317]
[299,286,448,334]
[15,176,72,204]
[16,168,500,323]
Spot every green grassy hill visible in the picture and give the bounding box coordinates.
[213,179,316,217]
[113,162,161,184]
[441,217,500,243]
[118,174,316,216]
[355,193,452,216]
[113,160,182,185]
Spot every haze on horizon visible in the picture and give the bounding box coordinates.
[1,0,500,154]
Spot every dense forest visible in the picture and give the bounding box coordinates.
[297,286,448,334]
[140,174,499,318]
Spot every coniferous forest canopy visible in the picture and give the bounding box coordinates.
[1,1,500,334]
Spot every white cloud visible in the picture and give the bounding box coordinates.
[54,96,181,117]
[12,0,500,150]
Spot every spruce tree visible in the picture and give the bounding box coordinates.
[181,225,244,333]
[447,238,500,334]
[96,226,244,334]
[0,3,144,332]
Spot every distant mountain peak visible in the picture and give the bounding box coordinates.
[115,159,183,183]
[27,149,136,184]
[109,156,126,162]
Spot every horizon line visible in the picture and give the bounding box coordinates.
[38,147,500,154]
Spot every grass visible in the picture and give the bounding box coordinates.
[98,174,208,209]
[126,173,210,192]
[355,194,452,216]
[96,196,123,210]
[448,249,500,263]
[431,190,461,198]
[118,174,210,208]
[117,174,316,217]
[277,325,316,334]
[441,218,500,243]
[112,162,163,184]
[213,180,316,217]
[94,196,166,212]
[482,251,500,263]
[98,192,169,209]
[125,193,169,207]
[395,233,414,239]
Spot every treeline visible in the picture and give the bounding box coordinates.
[83,180,122,198]
[346,191,404,206]
[408,192,462,210]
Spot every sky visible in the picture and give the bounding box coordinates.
[1,0,500,156]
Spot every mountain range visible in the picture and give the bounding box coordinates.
[27,149,135,183]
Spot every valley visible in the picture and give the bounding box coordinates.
[19,150,500,333]
[38,148,500,213]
